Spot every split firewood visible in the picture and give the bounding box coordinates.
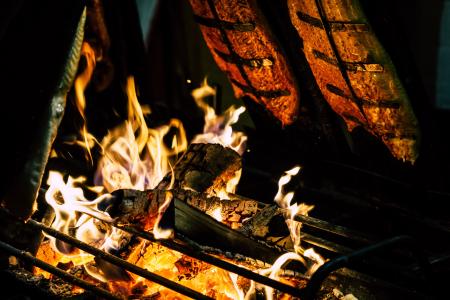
[107,189,263,230]
[107,142,290,249]
[157,143,242,195]
[107,187,294,256]
[97,142,307,300]
[173,189,264,230]
[288,0,420,163]
[188,0,300,126]
[108,143,244,228]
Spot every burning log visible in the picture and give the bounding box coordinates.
[108,187,294,265]
[188,0,300,126]
[157,143,242,194]
[106,143,293,263]
[174,189,263,229]
[108,142,280,241]
[287,0,420,163]
[108,185,273,244]
[108,143,244,227]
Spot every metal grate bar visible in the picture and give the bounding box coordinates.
[301,232,353,254]
[115,224,306,298]
[304,235,432,299]
[0,240,121,300]
[294,214,375,244]
[27,219,212,300]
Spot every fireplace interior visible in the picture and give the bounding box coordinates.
[0,0,449,299]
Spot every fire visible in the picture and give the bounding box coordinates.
[95,77,187,192]
[191,79,247,156]
[303,248,325,275]
[210,206,223,222]
[152,191,174,239]
[39,42,323,297]
[43,171,113,274]
[73,42,99,163]
[271,166,325,275]
[240,166,327,299]
[191,79,247,199]
[39,77,254,298]
[37,71,328,299]
[41,76,188,282]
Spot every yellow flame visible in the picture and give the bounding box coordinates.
[210,207,223,222]
[275,166,306,250]
[263,252,306,300]
[43,74,254,297]
[95,78,187,192]
[44,76,188,282]
[271,166,325,281]
[44,171,113,271]
[304,248,325,276]
[191,79,247,156]
[228,273,244,300]
[152,191,174,239]
[191,79,247,199]
[73,42,100,163]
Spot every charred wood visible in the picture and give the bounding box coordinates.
[157,143,242,195]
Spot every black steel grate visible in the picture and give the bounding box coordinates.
[0,210,439,300]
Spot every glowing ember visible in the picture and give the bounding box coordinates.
[39,53,323,297]
[210,206,223,222]
[39,77,254,298]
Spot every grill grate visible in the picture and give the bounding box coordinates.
[0,210,440,299]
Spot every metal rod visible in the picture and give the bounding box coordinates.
[304,235,432,299]
[27,219,212,300]
[294,214,375,244]
[0,240,121,300]
[302,233,427,288]
[116,224,306,298]
[301,233,353,254]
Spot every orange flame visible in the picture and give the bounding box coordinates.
[95,77,187,192]
[43,76,188,282]
[73,42,99,163]
[42,76,253,298]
